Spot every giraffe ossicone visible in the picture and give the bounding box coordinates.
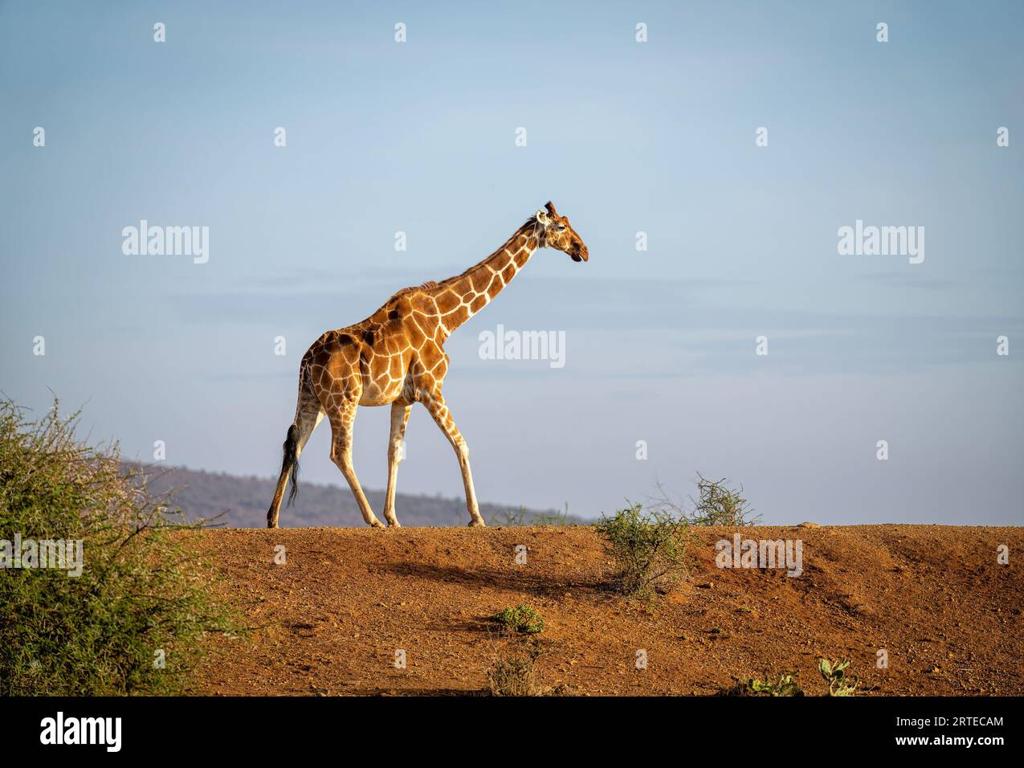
[266,202,589,529]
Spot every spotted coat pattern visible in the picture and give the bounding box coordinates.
[267,202,589,528]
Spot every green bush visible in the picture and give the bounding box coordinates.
[725,672,804,697]
[595,503,688,597]
[690,474,758,526]
[489,503,579,527]
[0,400,231,695]
[530,502,576,527]
[489,507,529,526]
[494,604,545,634]
[487,645,540,696]
[648,475,757,527]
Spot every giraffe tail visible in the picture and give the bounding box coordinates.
[282,423,300,506]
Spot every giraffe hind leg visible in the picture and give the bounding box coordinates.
[328,403,385,528]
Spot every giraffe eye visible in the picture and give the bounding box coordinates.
[555,224,567,231]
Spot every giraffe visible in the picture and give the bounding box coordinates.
[266,201,589,529]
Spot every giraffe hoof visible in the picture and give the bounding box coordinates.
[387,520,402,528]
[369,520,386,529]
[468,518,486,528]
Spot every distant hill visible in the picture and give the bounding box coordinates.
[124,463,580,528]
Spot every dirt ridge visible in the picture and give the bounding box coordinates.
[189,525,1023,696]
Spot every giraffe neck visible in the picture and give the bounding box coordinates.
[430,219,542,335]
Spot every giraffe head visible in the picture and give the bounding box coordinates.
[535,201,589,262]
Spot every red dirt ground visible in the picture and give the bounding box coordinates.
[186,525,1023,696]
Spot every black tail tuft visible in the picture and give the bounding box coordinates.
[283,423,300,506]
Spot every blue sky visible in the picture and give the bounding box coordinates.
[2,1,1022,524]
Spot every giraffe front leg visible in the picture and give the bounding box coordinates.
[328,405,384,528]
[383,402,412,527]
[422,394,485,527]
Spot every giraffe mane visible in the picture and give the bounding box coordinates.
[387,281,438,301]
[432,217,540,286]
[386,216,541,301]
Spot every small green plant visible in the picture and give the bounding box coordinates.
[689,474,758,526]
[724,672,804,696]
[494,604,544,634]
[487,646,540,696]
[818,658,858,696]
[595,503,688,597]
[747,673,804,696]
[490,507,529,526]
[648,475,757,527]
[530,502,575,527]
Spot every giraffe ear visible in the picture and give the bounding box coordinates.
[536,209,550,225]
